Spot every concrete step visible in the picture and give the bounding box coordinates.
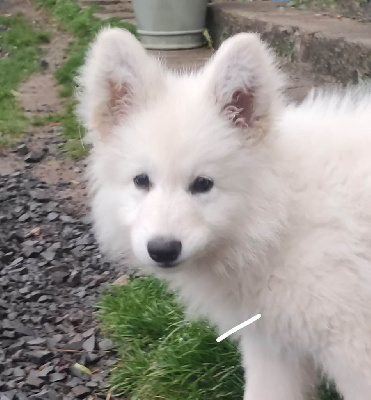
[207,1,371,84]
[81,0,132,8]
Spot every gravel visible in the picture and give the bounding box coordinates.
[0,172,126,399]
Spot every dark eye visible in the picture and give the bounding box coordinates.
[189,176,214,194]
[133,174,151,190]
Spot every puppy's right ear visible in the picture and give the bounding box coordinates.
[77,28,163,142]
[203,33,284,143]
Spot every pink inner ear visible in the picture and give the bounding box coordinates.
[228,90,254,128]
[109,80,129,117]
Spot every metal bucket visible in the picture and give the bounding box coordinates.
[132,0,208,50]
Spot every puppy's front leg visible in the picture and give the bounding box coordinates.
[240,334,318,400]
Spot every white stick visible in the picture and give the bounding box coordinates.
[216,314,261,342]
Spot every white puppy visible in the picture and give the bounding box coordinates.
[77,28,371,400]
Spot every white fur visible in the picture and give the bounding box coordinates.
[77,28,371,399]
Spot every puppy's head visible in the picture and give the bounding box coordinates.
[77,28,284,272]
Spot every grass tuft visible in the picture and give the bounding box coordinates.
[98,277,244,400]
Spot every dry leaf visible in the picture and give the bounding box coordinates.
[30,227,40,236]
[112,275,130,286]
[10,89,21,98]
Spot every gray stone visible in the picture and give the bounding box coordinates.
[82,335,95,352]
[49,372,66,382]
[16,144,29,156]
[71,386,91,399]
[47,212,59,222]
[27,350,53,365]
[24,149,47,163]
[15,324,35,337]
[25,374,43,388]
[98,338,113,351]
[41,250,55,261]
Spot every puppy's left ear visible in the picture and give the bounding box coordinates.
[76,28,164,143]
[204,33,284,142]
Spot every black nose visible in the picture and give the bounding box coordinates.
[147,238,182,264]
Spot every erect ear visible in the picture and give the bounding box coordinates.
[204,33,284,142]
[76,28,164,143]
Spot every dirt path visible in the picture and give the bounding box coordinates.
[0,0,86,207]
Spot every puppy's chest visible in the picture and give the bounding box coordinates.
[179,270,268,333]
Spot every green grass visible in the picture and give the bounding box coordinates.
[35,0,136,158]
[98,277,244,400]
[0,14,51,145]
[99,276,341,400]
